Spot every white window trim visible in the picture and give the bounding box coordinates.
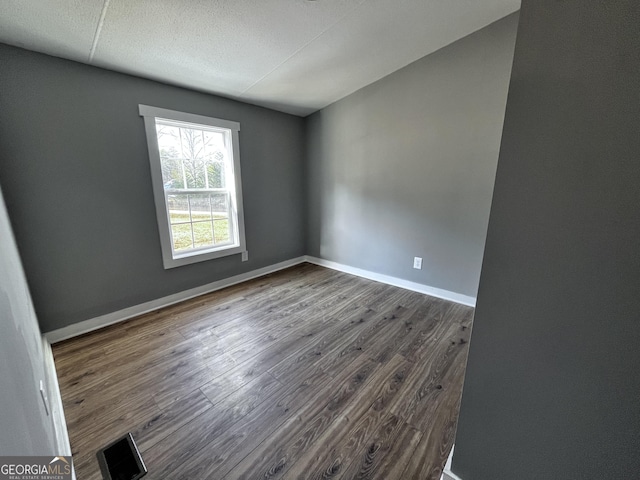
[139,105,247,269]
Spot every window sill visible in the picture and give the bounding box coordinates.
[162,244,245,269]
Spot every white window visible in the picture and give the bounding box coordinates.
[139,105,246,269]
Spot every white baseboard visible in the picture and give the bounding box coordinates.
[42,338,75,479]
[45,255,475,344]
[443,471,464,480]
[45,256,306,343]
[441,445,463,480]
[303,256,476,307]
[443,469,464,480]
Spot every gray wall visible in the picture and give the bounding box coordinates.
[305,14,518,298]
[0,44,306,332]
[0,185,59,455]
[453,1,640,479]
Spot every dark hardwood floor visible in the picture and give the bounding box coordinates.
[52,263,473,480]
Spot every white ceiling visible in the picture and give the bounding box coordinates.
[0,0,520,116]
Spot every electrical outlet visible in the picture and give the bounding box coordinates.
[39,380,50,416]
[241,251,249,262]
[413,257,423,270]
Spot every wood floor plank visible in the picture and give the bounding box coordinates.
[267,306,378,383]
[361,305,422,364]
[339,413,422,480]
[69,393,160,479]
[283,354,414,480]
[390,307,472,432]
[162,367,334,480]
[222,354,380,480]
[131,389,213,452]
[56,329,186,394]
[318,305,413,378]
[52,264,472,480]
[194,311,343,406]
[60,334,212,412]
[141,371,283,478]
[396,298,456,362]
[399,389,462,480]
[174,295,254,339]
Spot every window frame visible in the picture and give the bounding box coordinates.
[139,105,247,269]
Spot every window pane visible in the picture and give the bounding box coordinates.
[210,192,229,214]
[180,128,207,189]
[171,223,193,251]
[160,156,184,189]
[143,106,246,266]
[206,160,225,188]
[192,221,214,249]
[156,125,185,189]
[213,217,230,244]
[189,194,212,221]
[203,131,225,151]
[203,132,225,189]
[167,194,190,224]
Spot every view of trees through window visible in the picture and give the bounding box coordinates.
[155,120,234,253]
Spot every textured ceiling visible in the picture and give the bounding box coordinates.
[0,0,520,116]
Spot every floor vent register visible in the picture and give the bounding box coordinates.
[96,433,147,480]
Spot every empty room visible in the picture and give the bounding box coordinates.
[2,1,639,479]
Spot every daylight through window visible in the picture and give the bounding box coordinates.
[139,105,246,268]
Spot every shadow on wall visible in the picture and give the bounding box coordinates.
[0,187,61,456]
[305,13,519,299]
